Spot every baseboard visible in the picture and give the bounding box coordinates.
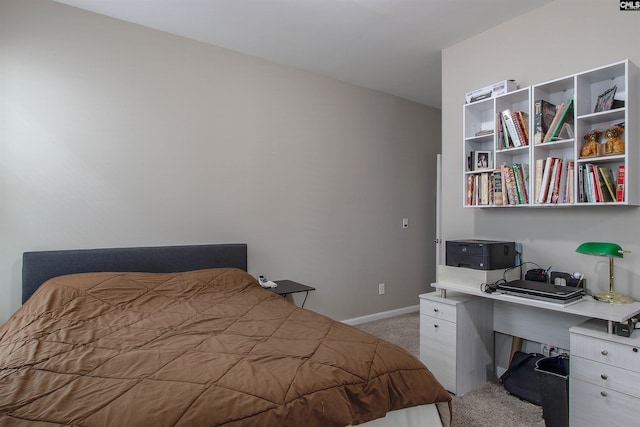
[341,305,419,326]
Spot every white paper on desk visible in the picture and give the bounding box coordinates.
[261,280,278,288]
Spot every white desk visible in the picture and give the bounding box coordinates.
[433,281,640,337]
[419,281,640,397]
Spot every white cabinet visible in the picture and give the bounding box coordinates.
[419,292,493,395]
[570,319,640,426]
[463,59,638,207]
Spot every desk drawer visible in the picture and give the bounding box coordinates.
[571,333,640,372]
[420,298,457,323]
[420,315,456,348]
[570,377,640,427]
[572,355,640,398]
[420,316,456,392]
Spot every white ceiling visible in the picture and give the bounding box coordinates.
[53,0,553,108]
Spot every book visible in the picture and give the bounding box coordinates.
[502,109,522,147]
[507,166,519,204]
[545,99,574,142]
[537,157,556,203]
[512,164,524,204]
[514,111,529,146]
[565,161,574,204]
[534,100,557,144]
[598,166,616,202]
[472,175,478,205]
[616,165,625,202]
[466,175,474,206]
[513,163,529,204]
[502,163,518,205]
[501,112,513,148]
[583,163,597,203]
[552,160,567,204]
[549,159,563,203]
[582,163,591,202]
[492,171,504,206]
[520,163,529,204]
[500,164,509,205]
[534,158,545,202]
[576,163,584,203]
[591,164,604,203]
[496,112,504,150]
[542,102,565,143]
[480,173,490,205]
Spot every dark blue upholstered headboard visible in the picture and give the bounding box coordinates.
[22,243,248,303]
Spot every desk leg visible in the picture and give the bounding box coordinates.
[509,336,523,365]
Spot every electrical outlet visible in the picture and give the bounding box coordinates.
[378,283,385,295]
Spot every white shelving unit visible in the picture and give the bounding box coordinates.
[462,59,638,208]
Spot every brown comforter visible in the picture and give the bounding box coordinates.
[0,268,451,426]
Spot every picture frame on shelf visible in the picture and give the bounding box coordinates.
[594,85,617,113]
[474,150,492,170]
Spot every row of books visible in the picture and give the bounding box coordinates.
[468,160,624,207]
[534,157,573,204]
[534,156,625,204]
[534,98,574,144]
[466,173,491,206]
[578,164,624,203]
[496,109,529,149]
[465,163,529,206]
[496,163,529,205]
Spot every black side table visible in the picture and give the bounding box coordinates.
[269,280,315,307]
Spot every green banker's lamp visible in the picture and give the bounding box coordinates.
[576,242,633,304]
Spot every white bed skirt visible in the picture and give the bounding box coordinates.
[352,402,450,427]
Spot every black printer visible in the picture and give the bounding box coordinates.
[446,239,516,270]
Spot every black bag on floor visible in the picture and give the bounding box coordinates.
[499,351,545,405]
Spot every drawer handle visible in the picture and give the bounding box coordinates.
[601,350,609,356]
[433,324,439,328]
[600,374,608,380]
[600,391,608,397]
[433,308,439,312]
[634,348,638,353]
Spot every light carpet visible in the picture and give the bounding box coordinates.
[356,312,545,427]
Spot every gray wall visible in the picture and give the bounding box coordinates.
[0,0,441,323]
[441,0,640,354]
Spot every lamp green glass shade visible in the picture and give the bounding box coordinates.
[575,242,633,304]
[575,242,624,258]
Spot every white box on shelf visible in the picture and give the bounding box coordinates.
[465,80,518,104]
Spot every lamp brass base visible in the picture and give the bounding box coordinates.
[594,291,634,304]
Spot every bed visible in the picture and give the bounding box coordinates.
[0,243,451,426]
